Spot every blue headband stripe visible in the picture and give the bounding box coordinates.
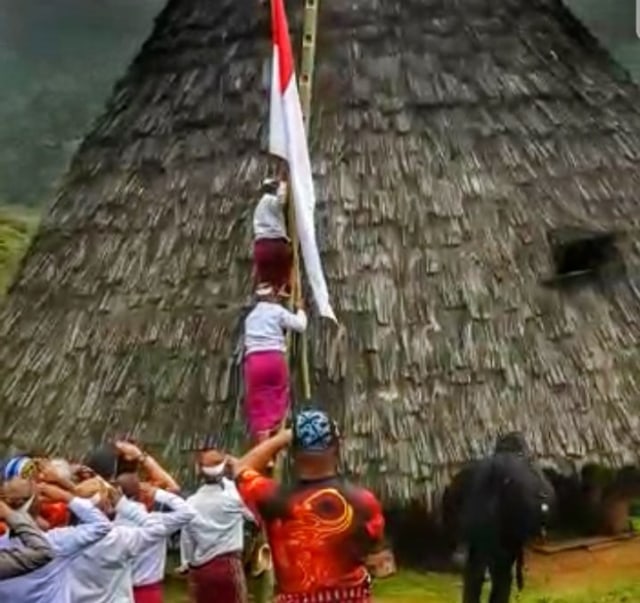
[3,456,31,481]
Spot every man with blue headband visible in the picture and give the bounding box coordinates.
[231,409,386,603]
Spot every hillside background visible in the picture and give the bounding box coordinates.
[0,0,638,211]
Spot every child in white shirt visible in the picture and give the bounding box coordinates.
[243,284,307,442]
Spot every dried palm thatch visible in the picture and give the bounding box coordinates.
[1,0,640,506]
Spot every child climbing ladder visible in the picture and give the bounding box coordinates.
[242,282,307,446]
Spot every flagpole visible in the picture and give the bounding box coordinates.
[287,0,319,403]
[252,3,322,603]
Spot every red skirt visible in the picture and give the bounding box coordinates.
[133,582,163,603]
[244,350,289,438]
[276,584,372,603]
[188,552,247,603]
[253,238,293,290]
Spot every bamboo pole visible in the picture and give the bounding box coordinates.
[287,0,319,402]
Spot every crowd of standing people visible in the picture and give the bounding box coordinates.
[0,409,387,603]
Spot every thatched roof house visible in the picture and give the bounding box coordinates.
[1,0,640,505]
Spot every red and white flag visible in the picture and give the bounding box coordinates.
[269,0,336,322]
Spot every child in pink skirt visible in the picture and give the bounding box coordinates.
[243,285,307,443]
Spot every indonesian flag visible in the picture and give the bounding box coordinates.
[269,0,336,322]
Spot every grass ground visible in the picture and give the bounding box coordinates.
[165,570,640,603]
[0,204,39,294]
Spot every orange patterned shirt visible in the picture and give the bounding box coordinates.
[237,469,385,596]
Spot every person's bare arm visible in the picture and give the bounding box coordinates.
[231,430,293,477]
[115,442,180,493]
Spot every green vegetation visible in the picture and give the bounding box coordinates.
[0,0,163,206]
[164,571,640,603]
[0,205,38,294]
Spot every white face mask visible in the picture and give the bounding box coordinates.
[201,460,226,478]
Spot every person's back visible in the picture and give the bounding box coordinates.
[180,478,250,565]
[245,301,288,353]
[242,294,307,443]
[461,437,554,547]
[459,433,555,603]
[238,470,383,595]
[0,495,111,603]
[71,527,135,603]
[244,301,307,354]
[115,499,168,589]
[71,489,194,603]
[0,543,68,602]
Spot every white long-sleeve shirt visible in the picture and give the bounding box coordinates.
[180,479,254,568]
[253,188,287,240]
[244,302,307,354]
[70,490,194,603]
[114,496,181,587]
[0,498,111,603]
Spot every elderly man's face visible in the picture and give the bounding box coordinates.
[1,477,37,515]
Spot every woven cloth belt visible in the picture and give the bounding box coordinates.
[276,584,372,603]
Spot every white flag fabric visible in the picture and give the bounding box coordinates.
[269,0,336,322]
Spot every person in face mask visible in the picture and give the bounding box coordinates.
[179,448,255,603]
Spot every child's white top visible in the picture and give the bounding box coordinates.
[253,183,287,240]
[244,302,307,354]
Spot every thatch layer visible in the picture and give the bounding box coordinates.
[1,0,640,504]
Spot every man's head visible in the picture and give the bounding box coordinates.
[3,456,37,482]
[291,409,340,480]
[49,458,72,482]
[116,472,141,501]
[1,477,38,517]
[84,445,119,481]
[197,449,227,484]
[75,477,118,519]
[494,432,530,456]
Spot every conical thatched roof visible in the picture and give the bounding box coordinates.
[1,0,640,505]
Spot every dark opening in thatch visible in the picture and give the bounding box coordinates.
[548,229,623,281]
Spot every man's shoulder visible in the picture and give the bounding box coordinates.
[338,482,382,509]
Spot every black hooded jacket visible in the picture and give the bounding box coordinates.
[451,433,556,552]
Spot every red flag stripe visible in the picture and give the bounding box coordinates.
[271,0,294,93]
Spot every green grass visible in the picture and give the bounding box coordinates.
[0,204,38,294]
[164,570,640,603]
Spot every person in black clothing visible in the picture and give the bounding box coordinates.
[447,432,555,603]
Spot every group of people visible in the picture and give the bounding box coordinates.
[0,408,386,603]
[0,177,556,603]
